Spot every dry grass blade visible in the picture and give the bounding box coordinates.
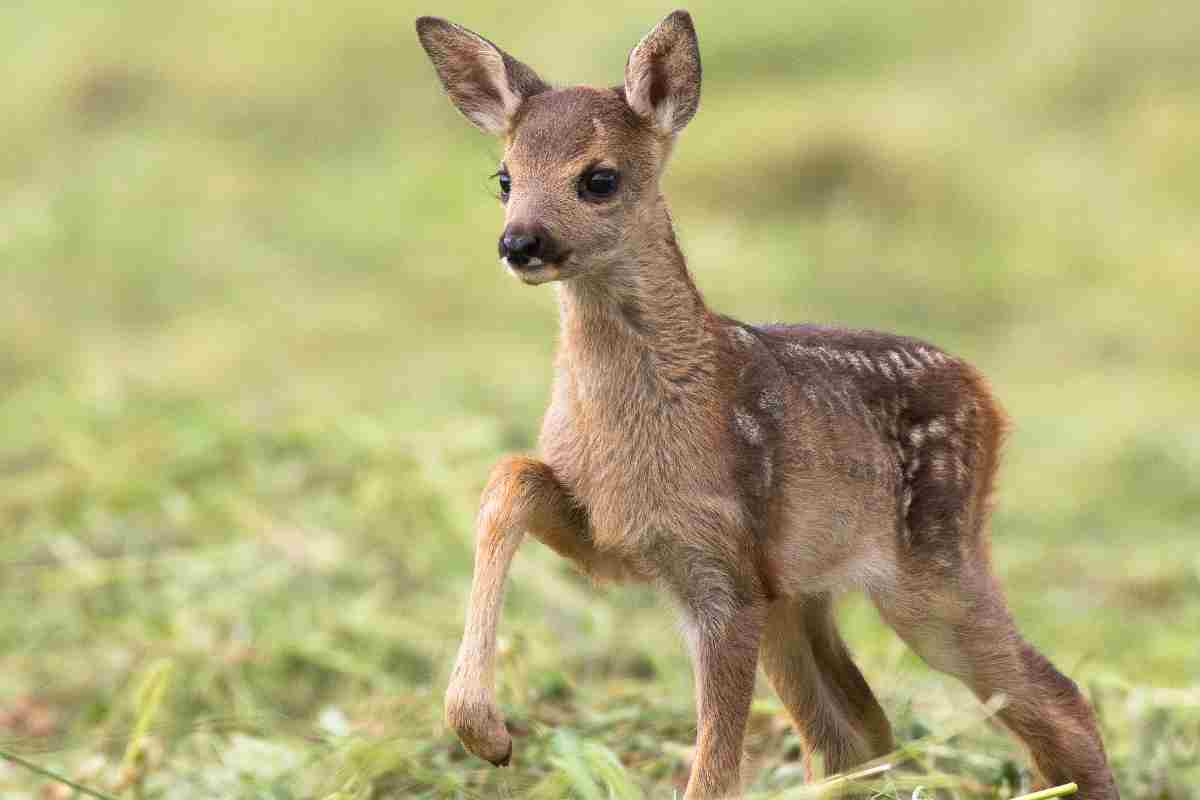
[0,747,118,800]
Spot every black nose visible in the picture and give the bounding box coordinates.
[500,232,542,267]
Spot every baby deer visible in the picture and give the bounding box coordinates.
[417,10,1116,799]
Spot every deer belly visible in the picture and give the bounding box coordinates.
[765,452,902,597]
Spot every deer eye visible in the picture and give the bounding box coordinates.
[497,172,511,197]
[580,168,619,200]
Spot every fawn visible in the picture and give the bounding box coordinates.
[417,10,1117,799]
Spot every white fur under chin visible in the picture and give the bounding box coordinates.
[500,257,559,285]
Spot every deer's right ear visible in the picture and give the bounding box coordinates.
[416,17,547,136]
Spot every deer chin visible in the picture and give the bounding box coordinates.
[501,255,568,285]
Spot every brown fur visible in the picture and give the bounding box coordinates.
[418,10,1117,798]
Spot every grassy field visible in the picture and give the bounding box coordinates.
[2,0,1198,797]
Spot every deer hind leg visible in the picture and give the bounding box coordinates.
[873,564,1117,799]
[445,455,628,767]
[878,384,1117,798]
[761,594,894,780]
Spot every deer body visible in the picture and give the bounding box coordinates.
[418,11,1117,798]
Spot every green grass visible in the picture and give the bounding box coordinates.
[2,0,1198,797]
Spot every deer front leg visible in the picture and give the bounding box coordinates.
[682,591,767,798]
[445,455,619,766]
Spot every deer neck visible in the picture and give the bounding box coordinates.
[556,197,718,404]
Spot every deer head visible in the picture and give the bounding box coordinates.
[416,11,702,285]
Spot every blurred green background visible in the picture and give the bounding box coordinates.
[2,0,1198,797]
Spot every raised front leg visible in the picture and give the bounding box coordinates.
[444,455,624,766]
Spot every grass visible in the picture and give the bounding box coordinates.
[1,0,1198,797]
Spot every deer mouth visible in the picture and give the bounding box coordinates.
[500,252,571,284]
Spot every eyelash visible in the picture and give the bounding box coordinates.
[490,170,511,201]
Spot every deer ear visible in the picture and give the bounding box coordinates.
[624,10,701,135]
[416,17,547,135]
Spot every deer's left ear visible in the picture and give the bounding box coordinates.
[416,17,547,135]
[624,10,702,136]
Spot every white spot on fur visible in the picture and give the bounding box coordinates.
[917,346,948,366]
[909,426,926,448]
[731,326,756,349]
[734,408,764,445]
[857,398,875,426]
[852,351,877,373]
[789,343,856,373]
[930,453,949,480]
[860,354,876,373]
[926,417,949,438]
[906,454,921,480]
[877,358,895,380]
[954,402,973,430]
[808,347,832,368]
[758,386,784,420]
[818,346,846,366]
[837,388,858,414]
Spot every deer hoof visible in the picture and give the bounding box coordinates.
[490,739,513,767]
[445,693,513,766]
[463,719,512,767]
